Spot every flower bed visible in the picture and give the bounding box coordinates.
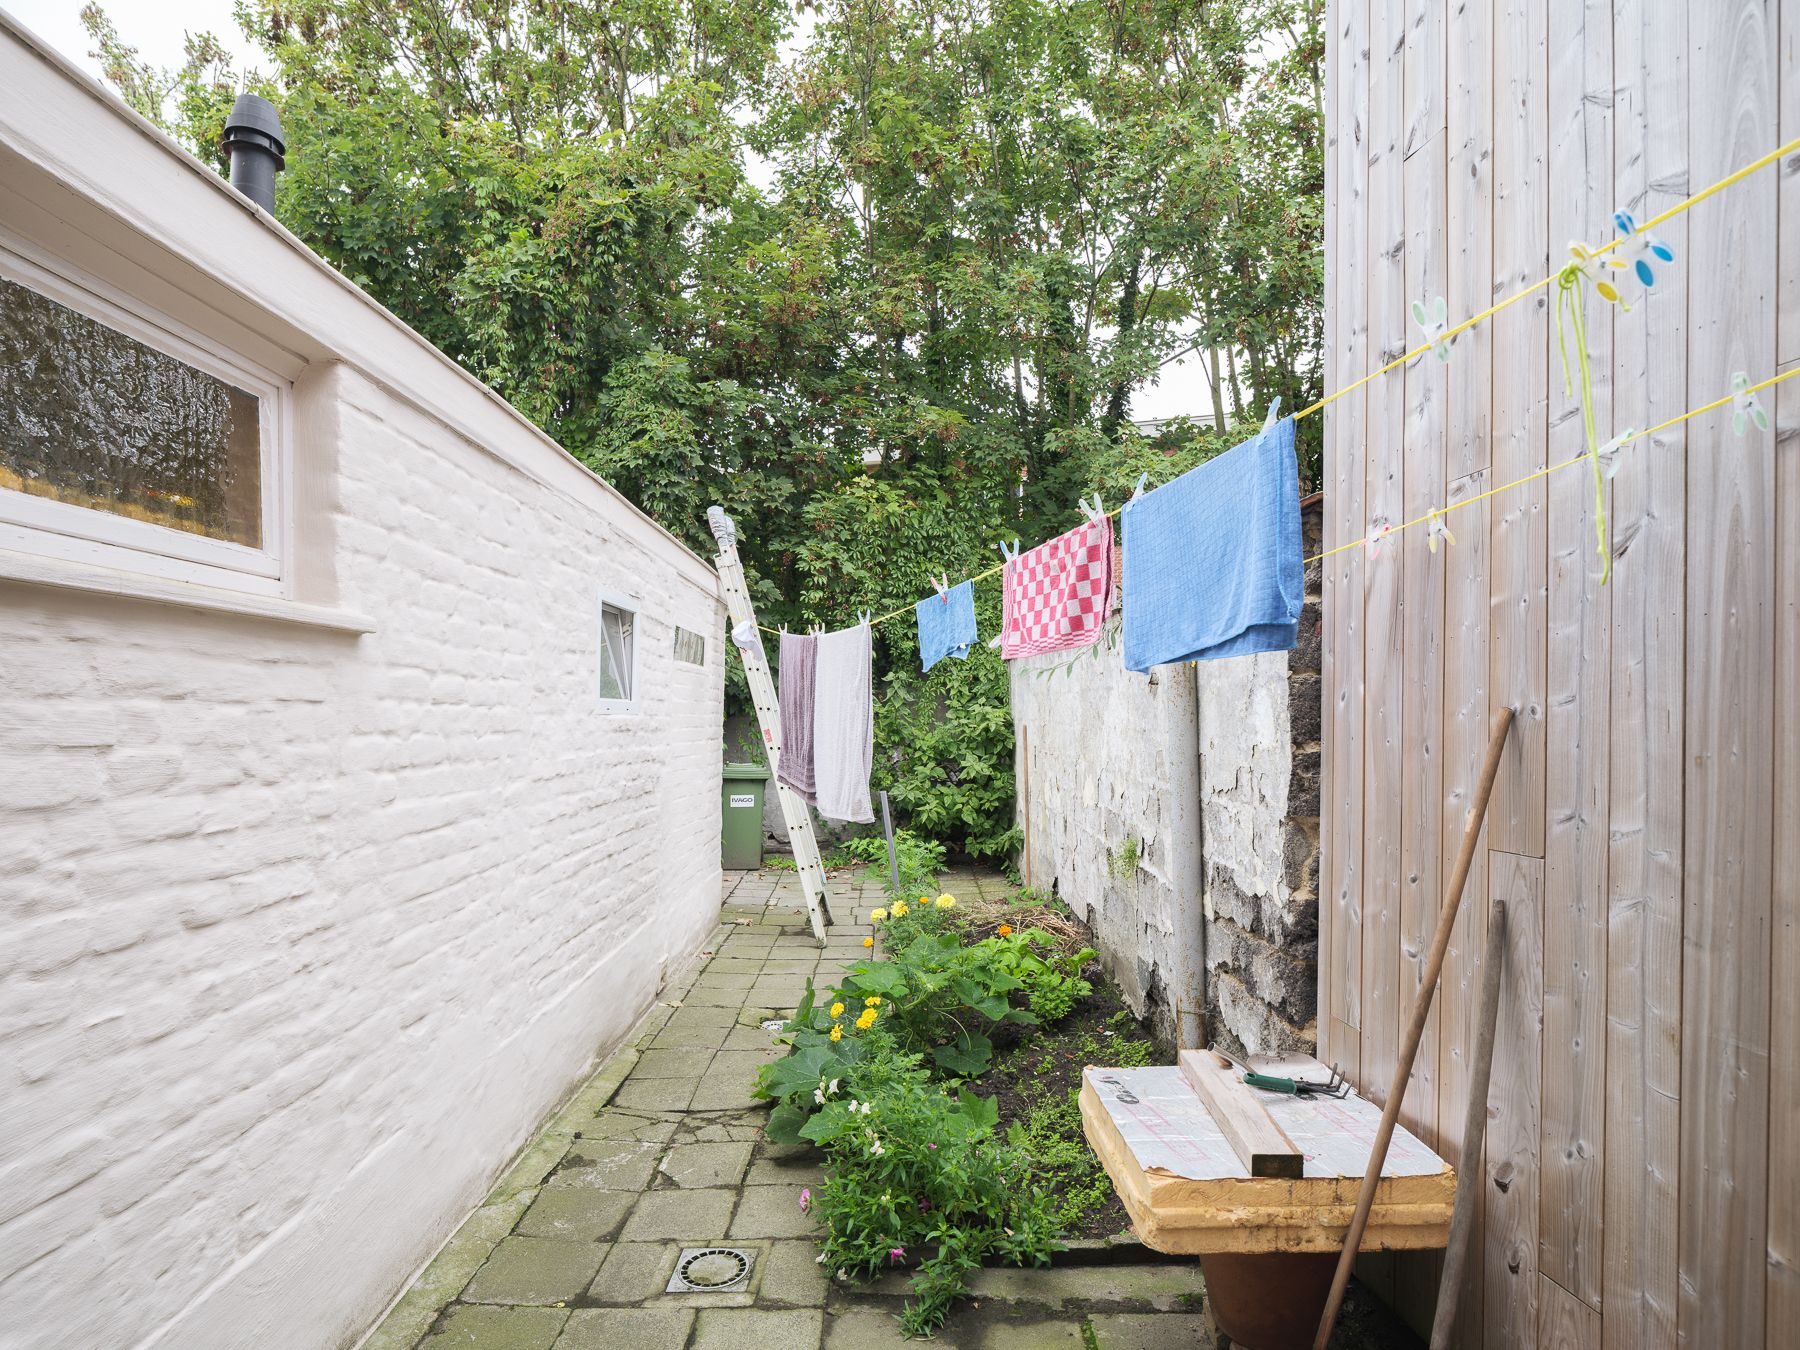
[752,861,1156,1335]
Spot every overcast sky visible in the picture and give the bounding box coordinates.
[7,0,1209,422]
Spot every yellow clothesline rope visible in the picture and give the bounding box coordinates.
[1305,364,1798,566]
[757,132,1800,636]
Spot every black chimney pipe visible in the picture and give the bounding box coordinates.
[220,93,285,213]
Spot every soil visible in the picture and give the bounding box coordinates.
[977,977,1153,1240]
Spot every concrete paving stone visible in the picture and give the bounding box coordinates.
[585,1242,682,1304]
[579,1111,679,1143]
[721,1023,784,1052]
[362,1192,538,1350]
[422,1304,569,1349]
[960,1264,1208,1312]
[1088,1312,1217,1349]
[744,1153,826,1187]
[710,1047,785,1082]
[689,1071,765,1113]
[665,1004,739,1031]
[708,956,767,974]
[649,1021,734,1052]
[684,985,752,1008]
[690,1307,824,1350]
[631,1048,716,1080]
[553,1307,695,1350]
[727,1184,818,1239]
[612,1078,700,1113]
[748,981,808,1007]
[976,1318,1087,1348]
[762,958,820,974]
[619,1187,738,1242]
[516,1189,636,1241]
[759,1240,830,1307]
[549,1138,663,1191]
[461,1238,608,1305]
[657,1141,753,1189]
[694,971,758,990]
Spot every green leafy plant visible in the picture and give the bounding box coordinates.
[839,830,947,902]
[984,929,1097,1024]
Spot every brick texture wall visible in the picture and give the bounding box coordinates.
[0,364,724,1350]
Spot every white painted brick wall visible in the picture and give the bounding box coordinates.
[0,309,723,1350]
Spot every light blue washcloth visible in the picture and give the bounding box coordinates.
[916,580,978,672]
[1122,416,1302,671]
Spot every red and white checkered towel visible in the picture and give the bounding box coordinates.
[1001,515,1115,659]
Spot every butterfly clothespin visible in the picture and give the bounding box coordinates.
[857,609,872,627]
[1412,296,1452,361]
[1731,372,1770,436]
[1263,397,1283,431]
[1426,509,1455,553]
[1566,240,1629,306]
[1365,521,1394,559]
[1079,493,1106,524]
[1130,471,1149,504]
[932,572,951,604]
[1613,210,1676,288]
[997,539,1020,563]
[1596,428,1636,480]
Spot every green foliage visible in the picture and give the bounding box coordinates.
[839,830,947,902]
[1108,838,1141,881]
[802,1039,1064,1336]
[984,930,1097,1025]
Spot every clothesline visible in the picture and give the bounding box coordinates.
[748,129,1800,638]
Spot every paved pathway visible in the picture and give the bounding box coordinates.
[361,866,1216,1350]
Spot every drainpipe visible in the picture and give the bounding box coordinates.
[1170,660,1207,1049]
[220,93,285,213]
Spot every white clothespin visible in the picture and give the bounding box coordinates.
[1596,428,1635,480]
[1365,521,1394,559]
[1078,493,1105,524]
[857,609,872,627]
[1412,296,1451,361]
[986,633,1003,649]
[932,573,950,603]
[1731,372,1769,436]
[1426,509,1455,554]
[1130,472,1149,504]
[997,539,1020,562]
[1263,396,1283,431]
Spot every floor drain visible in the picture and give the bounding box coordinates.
[667,1246,756,1293]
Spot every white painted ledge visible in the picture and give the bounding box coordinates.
[0,547,375,634]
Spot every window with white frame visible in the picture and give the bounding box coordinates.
[597,594,637,710]
[0,239,287,593]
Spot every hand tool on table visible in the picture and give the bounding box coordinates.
[1209,1047,1350,1099]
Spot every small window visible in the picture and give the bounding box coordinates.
[674,626,706,666]
[598,594,637,710]
[0,240,285,593]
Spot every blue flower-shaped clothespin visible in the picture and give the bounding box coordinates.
[1412,297,1451,361]
[1426,509,1454,553]
[1731,373,1769,436]
[1596,428,1636,481]
[1567,240,1629,306]
[1613,210,1676,288]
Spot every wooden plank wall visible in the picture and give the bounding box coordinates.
[1320,1,1797,1345]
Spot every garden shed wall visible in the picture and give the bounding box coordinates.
[0,22,724,1350]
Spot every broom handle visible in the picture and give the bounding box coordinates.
[1312,706,1515,1350]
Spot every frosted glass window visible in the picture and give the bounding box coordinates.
[599,600,635,705]
[0,275,263,546]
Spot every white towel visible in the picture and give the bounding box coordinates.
[811,622,875,823]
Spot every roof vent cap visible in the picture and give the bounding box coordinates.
[220,93,285,212]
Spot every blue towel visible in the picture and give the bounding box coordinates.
[1122,416,1303,671]
[916,581,978,672]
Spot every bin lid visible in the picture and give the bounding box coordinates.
[723,761,771,781]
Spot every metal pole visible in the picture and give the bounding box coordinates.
[880,790,900,896]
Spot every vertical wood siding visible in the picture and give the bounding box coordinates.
[1321,1,1796,1343]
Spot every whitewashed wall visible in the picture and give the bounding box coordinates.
[0,21,724,1350]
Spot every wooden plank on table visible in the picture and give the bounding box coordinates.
[1485,850,1543,1350]
[1537,1273,1602,1350]
[1539,0,1610,1312]
[1439,0,1495,1339]
[1176,1050,1304,1179]
[1679,3,1777,1346]
[1396,1,1447,1328]
[1325,0,1369,1083]
[1604,2,1686,1345]
[1488,0,1549,861]
[1360,0,1406,1157]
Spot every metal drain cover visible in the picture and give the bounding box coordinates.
[667,1245,756,1293]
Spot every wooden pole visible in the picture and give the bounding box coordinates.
[1312,706,1514,1350]
[1428,897,1508,1350]
[880,789,900,896]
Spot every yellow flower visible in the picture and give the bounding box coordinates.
[830,1002,846,1018]
[935,894,956,910]
[870,908,888,922]
[862,936,874,948]
[891,901,909,918]
[918,895,931,905]
[997,923,1013,937]
[830,1022,843,1042]
[856,1009,877,1031]
[865,995,882,1007]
